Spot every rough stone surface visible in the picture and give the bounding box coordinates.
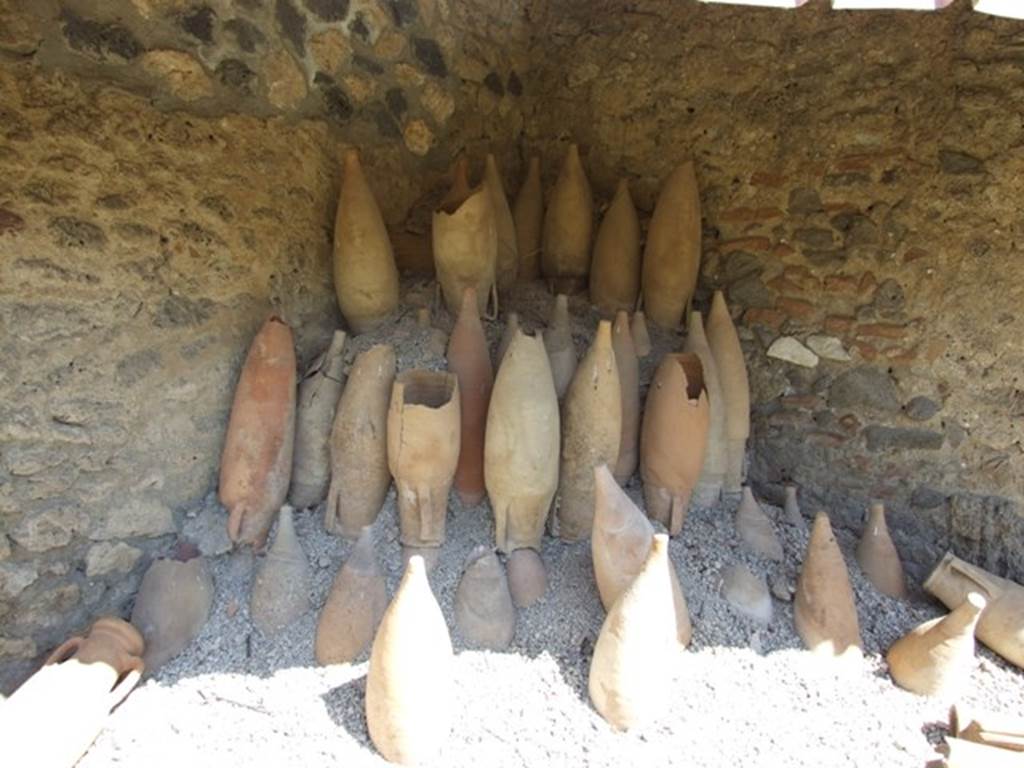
[85,542,144,578]
[767,337,818,368]
[806,334,850,362]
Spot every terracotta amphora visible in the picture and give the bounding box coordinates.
[507,548,547,608]
[588,534,679,731]
[590,179,640,316]
[942,736,1024,768]
[495,311,519,370]
[332,149,400,334]
[721,563,773,625]
[388,370,461,549]
[887,592,985,697]
[950,703,1024,752]
[682,311,726,505]
[289,330,347,510]
[315,526,387,665]
[611,311,639,485]
[641,161,701,330]
[325,345,395,539]
[856,502,907,599]
[220,315,297,549]
[794,512,862,659]
[592,465,692,644]
[440,155,472,212]
[485,329,559,556]
[557,320,622,542]
[924,552,1024,669]
[784,483,806,529]
[250,506,311,633]
[366,555,453,765]
[736,486,783,561]
[454,545,516,651]
[630,310,651,358]
[542,143,593,294]
[130,556,213,672]
[639,353,710,535]
[484,153,518,292]
[706,290,749,494]
[447,287,494,506]
[433,184,497,317]
[544,293,577,400]
[513,156,543,281]
[2,617,144,768]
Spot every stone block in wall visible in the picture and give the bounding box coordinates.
[864,426,944,452]
[828,366,901,413]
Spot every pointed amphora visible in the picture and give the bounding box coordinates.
[630,310,651,358]
[590,179,640,316]
[542,143,593,294]
[736,486,783,561]
[366,556,454,765]
[250,506,311,633]
[683,311,726,505]
[455,546,516,651]
[433,184,497,317]
[316,526,387,665]
[856,502,907,598]
[289,330,347,509]
[588,535,680,731]
[639,353,710,535]
[592,465,692,644]
[495,311,520,370]
[325,345,396,539]
[507,548,547,608]
[544,293,577,400]
[721,564,773,625]
[794,512,861,659]
[784,483,805,529]
[131,556,213,672]
[924,552,1024,669]
[388,370,461,549]
[641,161,701,330]
[332,149,400,334]
[484,153,518,292]
[513,156,543,281]
[706,290,749,494]
[611,311,639,485]
[557,320,621,542]
[887,592,985,697]
[220,315,297,549]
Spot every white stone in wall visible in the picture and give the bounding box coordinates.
[806,334,852,362]
[767,337,819,368]
[86,542,143,578]
[0,562,39,600]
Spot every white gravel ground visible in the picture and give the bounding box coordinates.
[79,283,1024,767]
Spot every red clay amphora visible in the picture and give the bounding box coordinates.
[925,552,1024,669]
[683,311,726,505]
[2,617,144,768]
[706,290,749,494]
[289,330,347,509]
[513,156,543,281]
[315,526,387,665]
[220,315,297,549]
[557,320,621,542]
[250,505,311,633]
[325,345,396,539]
[611,311,639,485]
[544,293,577,400]
[388,370,461,549]
[640,353,710,535]
[454,545,516,651]
[484,153,518,292]
[856,502,907,598]
[332,149,400,334]
[131,556,213,671]
[590,179,640,316]
[447,286,494,506]
[366,555,453,765]
[641,161,701,330]
[542,143,593,294]
[433,183,497,317]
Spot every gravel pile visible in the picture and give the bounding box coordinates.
[79,285,1024,767]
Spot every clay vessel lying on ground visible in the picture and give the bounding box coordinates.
[250,506,311,633]
[735,486,783,561]
[641,161,701,330]
[332,149,400,334]
[950,702,1024,752]
[324,345,395,539]
[705,290,749,494]
[542,143,593,294]
[544,293,577,400]
[887,592,985,697]
[590,179,640,316]
[925,552,1024,669]
[2,617,145,768]
[220,315,296,549]
[794,512,861,659]
[557,320,621,542]
[640,353,710,535]
[454,545,516,651]
[682,311,725,506]
[289,330,347,509]
[315,526,387,665]
[495,311,519,369]
[589,535,680,731]
[130,556,213,672]
[942,736,1024,768]
[366,556,453,765]
[447,287,494,506]
[856,502,907,598]
[611,311,639,484]
[433,184,497,317]
[388,370,461,548]
[484,153,518,293]
[631,310,651,358]
[513,156,543,281]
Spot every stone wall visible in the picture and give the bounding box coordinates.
[524,1,1024,582]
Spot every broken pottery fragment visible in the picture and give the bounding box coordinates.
[590,179,640,316]
[513,156,543,281]
[250,506,311,633]
[856,502,907,598]
[507,548,547,608]
[611,311,639,485]
[721,564,773,624]
[454,545,516,651]
[736,486,783,561]
[706,290,749,494]
[131,556,213,671]
[544,293,577,400]
[542,143,593,294]
[683,311,726,506]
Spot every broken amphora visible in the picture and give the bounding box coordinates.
[454,546,516,651]
[433,184,497,318]
[131,556,213,672]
